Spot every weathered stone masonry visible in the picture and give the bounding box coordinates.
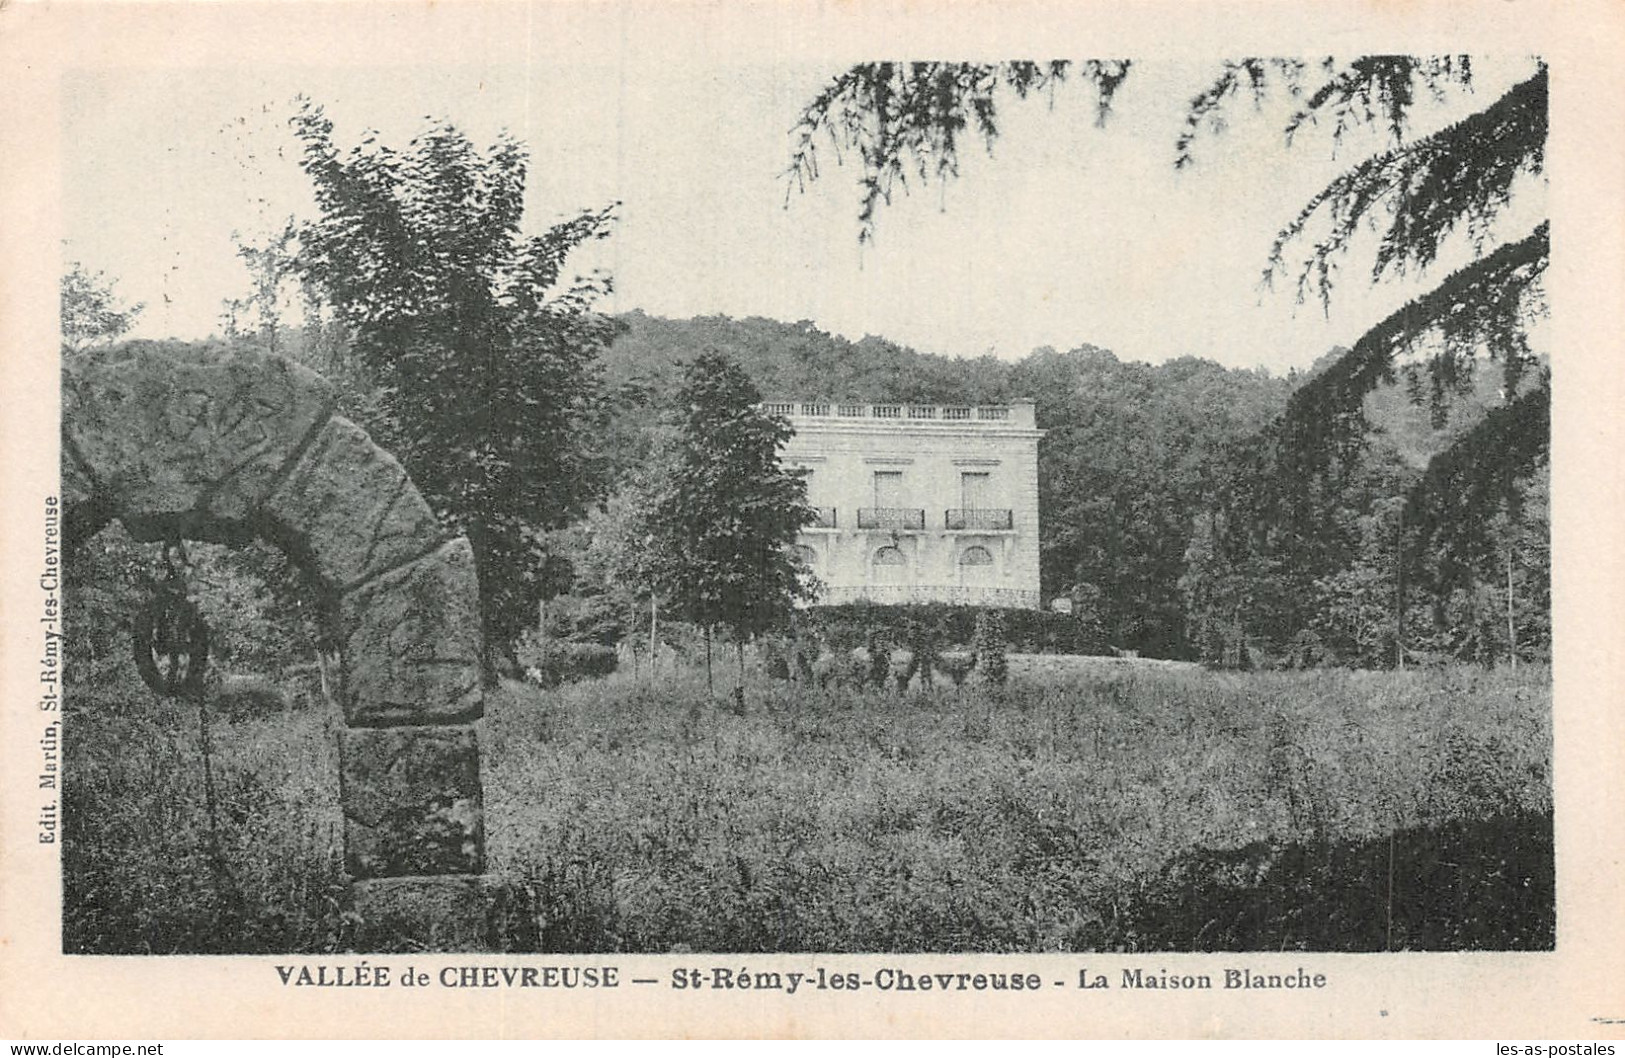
[61,341,488,951]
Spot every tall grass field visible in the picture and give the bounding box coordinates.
[63,657,1553,953]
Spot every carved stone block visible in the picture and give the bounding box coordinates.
[263,416,442,591]
[338,537,482,726]
[62,341,334,528]
[339,725,483,878]
[349,876,490,953]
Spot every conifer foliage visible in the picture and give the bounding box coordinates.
[787,61,1131,245]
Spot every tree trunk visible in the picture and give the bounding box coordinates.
[734,640,747,716]
[1394,506,1406,671]
[704,625,714,697]
[649,596,659,680]
[1506,545,1518,671]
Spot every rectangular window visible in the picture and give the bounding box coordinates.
[961,471,991,509]
[873,470,903,508]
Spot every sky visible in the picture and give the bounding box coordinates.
[60,55,1544,375]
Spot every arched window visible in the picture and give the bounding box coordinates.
[960,544,995,585]
[872,544,908,584]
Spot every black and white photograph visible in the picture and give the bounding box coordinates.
[4,0,1624,1043]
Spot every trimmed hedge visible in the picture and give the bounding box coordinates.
[796,602,1104,655]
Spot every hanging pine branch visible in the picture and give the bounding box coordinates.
[1402,377,1550,598]
[785,61,1131,244]
[1280,221,1548,466]
[1265,65,1546,309]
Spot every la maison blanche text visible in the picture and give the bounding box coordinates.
[272,964,1328,993]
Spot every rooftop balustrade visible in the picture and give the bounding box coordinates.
[762,400,1036,428]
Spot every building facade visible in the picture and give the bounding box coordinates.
[766,399,1043,609]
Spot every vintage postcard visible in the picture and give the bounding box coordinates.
[2,0,1622,1041]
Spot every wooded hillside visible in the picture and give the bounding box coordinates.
[597,311,1547,665]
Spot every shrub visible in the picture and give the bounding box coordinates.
[901,617,942,690]
[518,634,619,688]
[539,594,627,648]
[760,635,824,683]
[793,638,818,683]
[864,631,892,689]
[971,610,1008,686]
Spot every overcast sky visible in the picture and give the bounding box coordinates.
[61,56,1543,375]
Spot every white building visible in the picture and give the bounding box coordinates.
[766,400,1043,609]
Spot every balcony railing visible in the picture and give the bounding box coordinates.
[858,507,926,530]
[809,506,837,529]
[945,508,1014,531]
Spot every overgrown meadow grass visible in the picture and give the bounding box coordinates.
[62,674,349,954]
[63,657,1553,953]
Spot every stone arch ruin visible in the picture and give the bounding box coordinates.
[61,341,488,951]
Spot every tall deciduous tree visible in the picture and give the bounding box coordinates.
[285,99,622,675]
[650,352,816,699]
